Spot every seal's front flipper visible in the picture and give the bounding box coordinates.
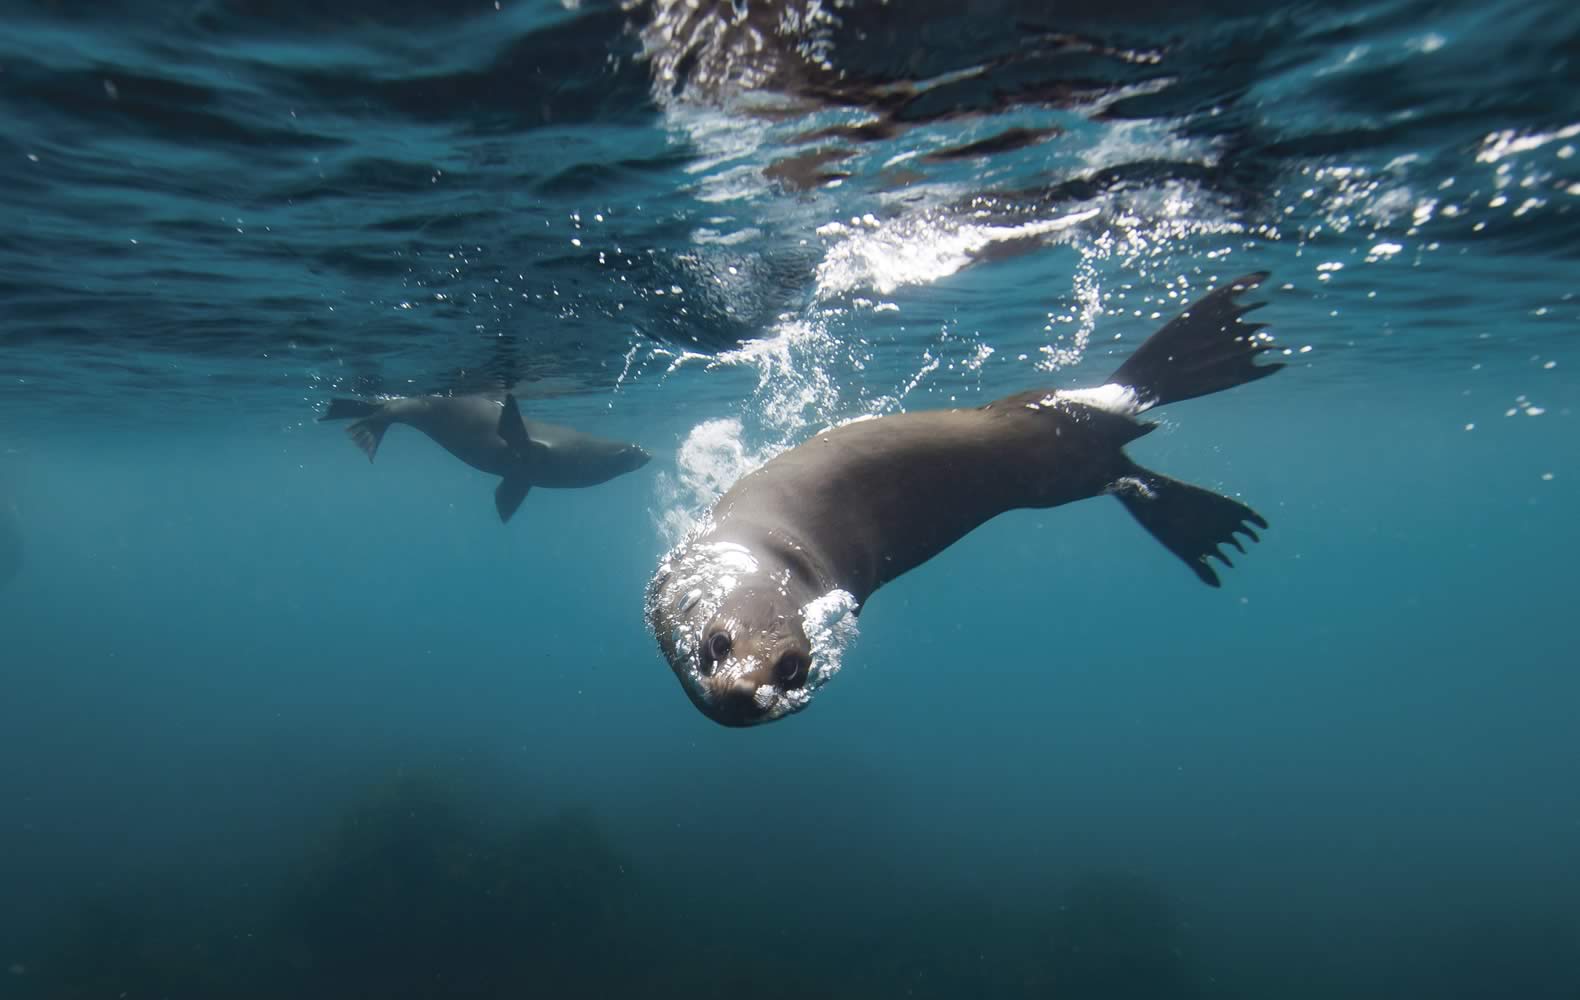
[497,393,533,456]
[1109,272,1283,411]
[1109,463,1267,587]
[495,394,534,521]
[495,476,531,523]
[344,420,390,463]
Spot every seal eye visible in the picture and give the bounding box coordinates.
[774,652,808,688]
[699,630,732,675]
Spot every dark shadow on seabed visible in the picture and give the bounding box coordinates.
[16,768,1221,1000]
[13,764,1580,1000]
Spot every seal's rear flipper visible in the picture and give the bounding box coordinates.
[495,476,531,523]
[1109,272,1283,410]
[1109,464,1266,587]
[319,398,390,463]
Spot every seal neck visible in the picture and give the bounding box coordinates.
[747,525,838,600]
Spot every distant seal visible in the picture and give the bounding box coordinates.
[320,393,651,522]
[647,273,1283,727]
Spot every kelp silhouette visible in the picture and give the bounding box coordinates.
[25,772,1216,1000]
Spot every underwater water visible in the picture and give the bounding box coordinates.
[2,0,1578,996]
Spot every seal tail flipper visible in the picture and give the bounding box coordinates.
[1109,462,1267,588]
[319,398,391,463]
[494,476,531,523]
[1108,272,1283,411]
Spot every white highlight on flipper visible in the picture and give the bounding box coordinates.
[1052,383,1149,416]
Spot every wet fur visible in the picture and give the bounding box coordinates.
[651,273,1282,725]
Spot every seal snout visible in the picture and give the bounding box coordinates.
[687,620,817,727]
[700,679,769,728]
[656,556,828,726]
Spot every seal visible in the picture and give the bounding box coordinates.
[319,392,651,522]
[647,273,1284,727]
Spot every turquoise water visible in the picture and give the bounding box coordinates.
[1,1,1577,997]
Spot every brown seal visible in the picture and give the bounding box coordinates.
[646,273,1282,726]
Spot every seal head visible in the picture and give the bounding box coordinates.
[646,534,858,727]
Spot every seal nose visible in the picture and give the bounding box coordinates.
[702,678,767,728]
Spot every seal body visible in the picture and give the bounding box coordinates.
[647,273,1283,727]
[320,393,650,522]
[707,402,1130,605]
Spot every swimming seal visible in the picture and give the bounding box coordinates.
[319,392,651,522]
[646,273,1284,727]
